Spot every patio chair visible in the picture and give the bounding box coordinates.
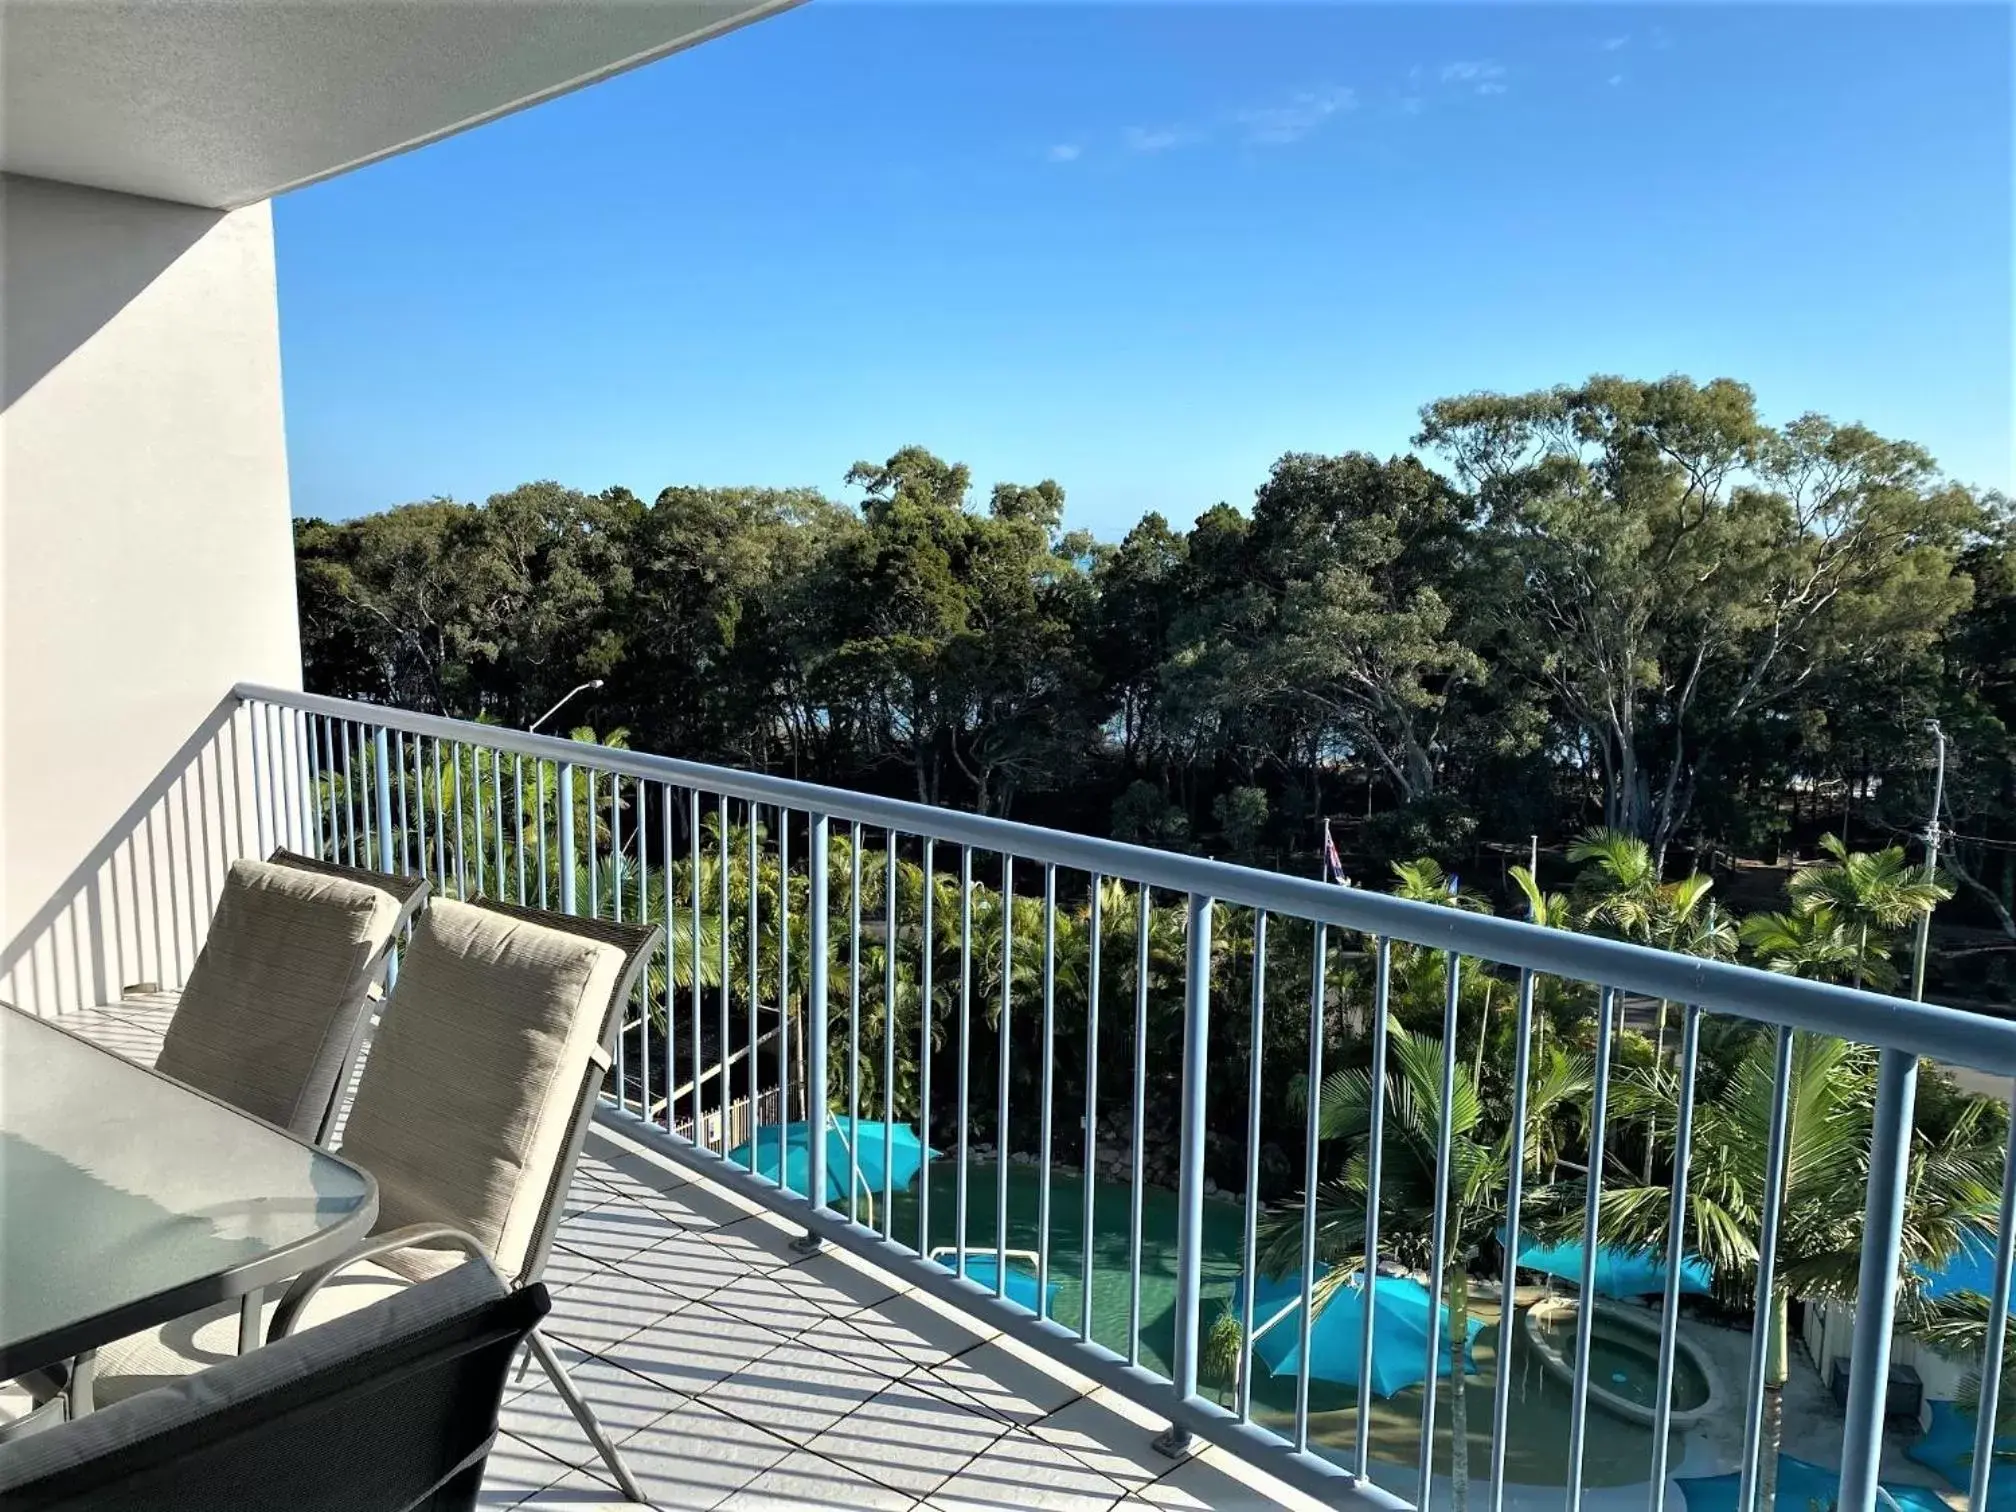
[84,896,662,1501]
[0,1258,546,1512]
[154,850,429,1145]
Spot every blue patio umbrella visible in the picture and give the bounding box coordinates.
[1918,1225,2010,1301]
[725,1117,931,1205]
[1507,1230,1714,1299]
[933,1252,1061,1315]
[1229,1266,1482,1398]
[1679,1456,1951,1512]
[1907,1400,2016,1512]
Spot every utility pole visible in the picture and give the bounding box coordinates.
[1909,720,1947,1003]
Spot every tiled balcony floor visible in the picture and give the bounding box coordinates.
[63,999,1314,1512]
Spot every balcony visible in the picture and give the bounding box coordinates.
[7,686,2013,1512]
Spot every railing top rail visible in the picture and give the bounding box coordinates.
[241,683,2016,1076]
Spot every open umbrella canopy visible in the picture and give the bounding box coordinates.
[1679,1456,1951,1512]
[1230,1266,1482,1398]
[1507,1231,1714,1299]
[1917,1225,2010,1301]
[725,1118,931,1204]
[933,1252,1061,1315]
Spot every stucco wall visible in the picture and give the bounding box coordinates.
[0,174,299,960]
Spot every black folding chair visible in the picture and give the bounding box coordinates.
[0,1261,546,1512]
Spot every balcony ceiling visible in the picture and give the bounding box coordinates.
[0,0,798,209]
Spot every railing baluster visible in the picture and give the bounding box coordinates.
[1295,921,1325,1454]
[956,845,972,1281]
[1037,863,1056,1319]
[451,742,467,898]
[432,739,447,890]
[1566,984,1620,1512]
[1082,874,1102,1344]
[1737,1026,1797,1512]
[354,723,371,870]
[536,759,549,910]
[556,764,576,916]
[717,793,730,1160]
[638,780,651,1121]
[373,729,394,875]
[1168,890,1214,1428]
[1238,910,1267,1422]
[583,771,596,920]
[850,823,864,1226]
[1648,1002,1703,1512]
[492,750,505,890]
[778,809,791,1182]
[1971,1092,2016,1512]
[249,704,272,858]
[883,831,899,1238]
[1487,964,1536,1509]
[919,838,935,1255]
[473,749,489,899]
[396,732,411,876]
[611,775,625,1110]
[306,717,325,861]
[747,803,761,1168]
[996,854,1013,1301]
[514,756,527,904]
[690,788,703,1152]
[806,812,831,1222]
[1357,936,1393,1475]
[1418,936,1463,1496]
[1838,1050,1919,1512]
[1128,884,1149,1367]
[662,783,677,1138]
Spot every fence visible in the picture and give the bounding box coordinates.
[6,681,2013,1512]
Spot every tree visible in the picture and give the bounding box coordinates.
[1258,1025,1589,1509]
[1787,833,1950,988]
[1417,378,1981,865]
[1598,1032,2003,1500]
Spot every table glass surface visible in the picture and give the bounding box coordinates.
[0,1004,373,1368]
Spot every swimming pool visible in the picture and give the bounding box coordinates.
[1525,1295,1718,1427]
[881,1161,1674,1488]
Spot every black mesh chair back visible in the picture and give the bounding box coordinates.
[0,1264,546,1512]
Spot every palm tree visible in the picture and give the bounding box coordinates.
[1787,834,1950,989]
[1258,1023,1590,1512]
[1740,905,1877,987]
[1597,1032,2003,1501]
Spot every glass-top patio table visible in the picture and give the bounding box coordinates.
[0,1002,377,1383]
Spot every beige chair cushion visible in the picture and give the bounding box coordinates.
[154,859,403,1138]
[89,1262,416,1408]
[337,900,624,1287]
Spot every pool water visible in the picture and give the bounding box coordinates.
[880,1161,1670,1488]
[1532,1307,1713,1412]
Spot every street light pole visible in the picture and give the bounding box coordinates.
[529,679,605,735]
[1909,719,1947,1004]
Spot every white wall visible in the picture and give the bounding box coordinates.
[0,173,299,985]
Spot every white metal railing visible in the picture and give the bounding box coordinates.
[6,682,2013,1512]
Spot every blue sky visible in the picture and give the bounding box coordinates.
[277,2,2013,535]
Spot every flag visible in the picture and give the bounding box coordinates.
[1322,820,1346,885]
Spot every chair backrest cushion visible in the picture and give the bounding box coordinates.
[155,859,403,1138]
[338,900,626,1285]
[0,1263,545,1512]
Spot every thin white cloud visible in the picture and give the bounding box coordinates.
[1607,73,1626,87]
[1124,125,1192,154]
[1601,35,1629,51]
[1047,143,1082,163]
[1439,60,1504,86]
[1235,85,1357,145]
[1399,95,1424,116]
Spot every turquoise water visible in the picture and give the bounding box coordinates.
[877,1160,1665,1486]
